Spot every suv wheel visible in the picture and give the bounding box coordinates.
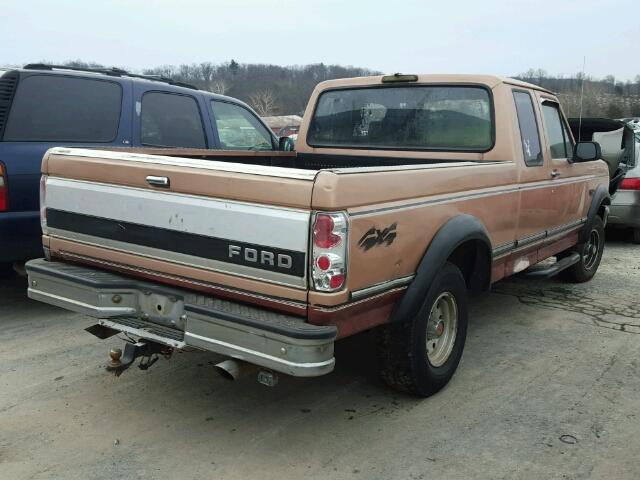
[378,262,468,397]
[561,216,605,283]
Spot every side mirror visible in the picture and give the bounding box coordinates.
[278,136,295,151]
[573,141,601,162]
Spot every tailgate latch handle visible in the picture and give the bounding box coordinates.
[146,175,170,188]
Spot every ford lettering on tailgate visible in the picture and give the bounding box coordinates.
[46,208,306,277]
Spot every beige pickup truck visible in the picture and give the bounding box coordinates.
[26,74,615,396]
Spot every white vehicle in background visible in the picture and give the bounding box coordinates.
[611,121,640,242]
[569,117,639,242]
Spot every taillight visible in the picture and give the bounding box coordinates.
[0,163,7,212]
[620,178,640,190]
[40,175,48,231]
[311,212,348,292]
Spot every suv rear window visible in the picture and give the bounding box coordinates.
[308,86,493,151]
[3,75,122,142]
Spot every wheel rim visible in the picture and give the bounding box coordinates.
[583,229,600,270]
[426,292,458,367]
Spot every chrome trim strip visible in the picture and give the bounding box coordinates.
[350,275,415,301]
[492,218,586,259]
[184,332,335,370]
[492,243,515,258]
[315,285,410,313]
[516,231,547,249]
[57,251,308,311]
[547,218,586,237]
[48,147,319,180]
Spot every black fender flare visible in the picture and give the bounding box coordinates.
[390,214,492,324]
[579,185,610,243]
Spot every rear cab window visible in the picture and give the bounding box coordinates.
[211,101,274,150]
[3,74,122,142]
[307,85,493,151]
[141,92,207,148]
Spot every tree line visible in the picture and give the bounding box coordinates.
[141,60,378,116]
[517,68,640,118]
[37,61,640,118]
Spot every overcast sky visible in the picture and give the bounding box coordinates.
[1,0,637,80]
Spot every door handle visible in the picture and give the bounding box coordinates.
[550,169,560,178]
[146,175,170,188]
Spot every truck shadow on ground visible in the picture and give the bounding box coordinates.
[1,234,636,457]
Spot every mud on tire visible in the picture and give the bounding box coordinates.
[377,262,468,397]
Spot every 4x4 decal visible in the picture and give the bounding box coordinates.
[358,223,397,251]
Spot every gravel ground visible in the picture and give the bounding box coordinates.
[1,236,639,480]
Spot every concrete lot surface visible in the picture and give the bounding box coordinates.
[1,239,639,480]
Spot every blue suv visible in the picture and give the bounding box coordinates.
[0,64,280,274]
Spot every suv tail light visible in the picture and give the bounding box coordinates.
[0,163,7,212]
[620,178,640,190]
[40,175,48,231]
[311,212,348,292]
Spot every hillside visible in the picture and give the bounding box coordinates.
[16,61,640,118]
[517,69,640,118]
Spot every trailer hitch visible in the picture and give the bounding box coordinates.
[106,340,172,376]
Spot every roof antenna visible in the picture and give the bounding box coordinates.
[578,56,586,141]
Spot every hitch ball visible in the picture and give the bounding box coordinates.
[107,348,123,370]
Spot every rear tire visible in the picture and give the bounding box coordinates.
[561,216,605,283]
[632,228,640,244]
[378,262,468,397]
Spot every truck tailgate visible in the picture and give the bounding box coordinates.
[41,148,317,307]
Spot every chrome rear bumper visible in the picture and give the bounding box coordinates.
[26,259,336,377]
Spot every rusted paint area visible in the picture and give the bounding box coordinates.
[308,288,406,339]
[49,250,307,316]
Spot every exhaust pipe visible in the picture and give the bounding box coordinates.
[214,359,259,381]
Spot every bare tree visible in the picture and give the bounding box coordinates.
[249,89,278,116]
[210,80,227,95]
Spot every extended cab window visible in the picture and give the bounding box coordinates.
[308,86,492,150]
[3,75,121,142]
[141,92,206,148]
[513,91,542,166]
[211,101,273,150]
[542,102,574,159]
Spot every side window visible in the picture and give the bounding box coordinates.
[542,102,572,159]
[211,101,274,150]
[141,92,206,148]
[513,91,542,166]
[4,75,122,142]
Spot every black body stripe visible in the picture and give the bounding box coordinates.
[46,209,306,277]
